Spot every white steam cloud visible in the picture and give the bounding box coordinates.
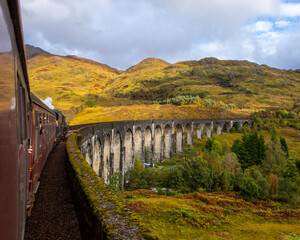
[42,97,54,109]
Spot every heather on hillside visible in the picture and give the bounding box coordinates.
[26,46,300,123]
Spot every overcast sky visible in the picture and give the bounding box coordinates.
[20,0,300,70]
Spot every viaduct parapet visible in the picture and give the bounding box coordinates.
[70,118,253,184]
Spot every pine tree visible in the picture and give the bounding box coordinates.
[271,126,279,144]
[232,130,266,170]
[280,136,289,158]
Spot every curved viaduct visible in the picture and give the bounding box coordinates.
[71,118,253,184]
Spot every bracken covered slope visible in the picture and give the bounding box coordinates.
[25,46,300,123]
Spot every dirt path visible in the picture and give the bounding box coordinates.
[24,141,81,240]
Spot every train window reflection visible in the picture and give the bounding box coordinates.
[0,3,12,52]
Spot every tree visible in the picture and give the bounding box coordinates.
[279,178,298,201]
[284,158,299,182]
[221,152,241,174]
[202,137,214,152]
[166,165,190,192]
[271,126,279,144]
[219,169,232,191]
[262,142,287,177]
[211,139,222,157]
[124,157,144,190]
[269,174,279,196]
[231,139,242,157]
[240,178,259,201]
[185,157,212,191]
[203,138,222,157]
[231,130,266,170]
[244,168,270,199]
[280,136,289,158]
[221,140,230,154]
[204,151,222,190]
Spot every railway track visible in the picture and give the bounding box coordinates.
[24,141,81,240]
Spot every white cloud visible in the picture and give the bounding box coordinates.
[275,20,290,28]
[23,0,70,23]
[280,3,300,17]
[254,21,273,32]
[20,0,300,70]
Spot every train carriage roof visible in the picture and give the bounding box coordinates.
[31,93,55,115]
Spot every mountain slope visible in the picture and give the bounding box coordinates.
[108,57,300,110]
[25,44,52,59]
[125,58,171,73]
[25,46,300,123]
[26,50,122,115]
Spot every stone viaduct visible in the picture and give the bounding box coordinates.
[70,118,253,184]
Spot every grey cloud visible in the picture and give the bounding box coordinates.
[21,0,300,70]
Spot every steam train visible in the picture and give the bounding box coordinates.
[0,0,67,239]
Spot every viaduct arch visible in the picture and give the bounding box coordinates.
[75,118,253,184]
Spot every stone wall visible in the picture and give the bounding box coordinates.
[66,131,156,240]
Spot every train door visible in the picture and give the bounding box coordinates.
[34,110,39,161]
[17,74,29,239]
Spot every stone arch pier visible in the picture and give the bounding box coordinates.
[74,118,253,184]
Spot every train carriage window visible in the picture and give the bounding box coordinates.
[17,75,27,142]
[35,111,39,127]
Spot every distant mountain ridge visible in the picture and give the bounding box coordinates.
[25,44,52,59]
[125,58,171,73]
[24,45,300,122]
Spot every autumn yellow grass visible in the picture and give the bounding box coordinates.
[70,104,250,125]
[26,48,300,124]
[27,54,120,112]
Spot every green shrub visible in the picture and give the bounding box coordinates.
[85,100,96,107]
[108,171,122,192]
[240,178,259,201]
[279,178,298,201]
[157,187,164,195]
[227,104,237,109]
[244,168,270,199]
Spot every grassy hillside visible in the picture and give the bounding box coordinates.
[121,190,299,240]
[26,48,123,120]
[25,46,300,123]
[108,58,300,110]
[70,104,250,125]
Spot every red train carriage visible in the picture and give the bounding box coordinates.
[26,94,56,213]
[0,0,31,239]
[54,109,67,142]
[0,1,67,239]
